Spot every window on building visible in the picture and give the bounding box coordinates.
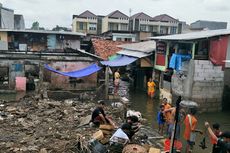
[124,38,132,42]
[195,40,209,59]
[170,27,177,34]
[89,23,97,31]
[79,22,84,30]
[149,26,158,32]
[160,27,168,34]
[120,23,128,31]
[109,23,118,31]
[140,24,147,31]
[116,38,122,41]
[178,43,193,55]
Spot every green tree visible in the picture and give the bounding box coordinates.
[31,21,39,30]
[31,21,45,30]
[52,25,70,31]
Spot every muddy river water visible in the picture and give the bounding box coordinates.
[129,89,230,153]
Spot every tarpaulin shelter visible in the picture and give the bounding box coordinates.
[100,55,137,67]
[44,64,102,78]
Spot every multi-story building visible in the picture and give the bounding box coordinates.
[0,3,14,29]
[72,10,180,41]
[130,12,157,33]
[72,10,98,35]
[14,14,25,30]
[101,10,129,33]
[152,14,179,35]
[190,20,227,30]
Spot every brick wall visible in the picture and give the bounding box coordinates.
[192,60,224,112]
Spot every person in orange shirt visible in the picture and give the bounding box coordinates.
[183,108,202,153]
[162,98,171,136]
[147,78,156,99]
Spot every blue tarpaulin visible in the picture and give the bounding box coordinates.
[100,55,137,67]
[44,64,102,78]
[169,53,192,71]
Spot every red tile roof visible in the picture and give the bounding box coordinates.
[92,39,129,60]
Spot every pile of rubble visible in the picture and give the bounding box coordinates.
[0,94,164,153]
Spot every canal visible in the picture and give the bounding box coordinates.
[129,89,230,153]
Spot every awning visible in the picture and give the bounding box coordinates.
[44,64,102,78]
[117,49,152,58]
[100,55,137,67]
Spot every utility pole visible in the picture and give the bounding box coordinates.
[105,66,109,99]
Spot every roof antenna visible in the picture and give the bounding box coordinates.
[129,8,132,17]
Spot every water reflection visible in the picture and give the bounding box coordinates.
[0,92,25,101]
[129,89,230,153]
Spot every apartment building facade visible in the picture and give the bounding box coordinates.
[101,10,129,33]
[0,3,14,29]
[72,10,180,41]
[72,10,98,35]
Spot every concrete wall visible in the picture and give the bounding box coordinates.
[0,31,8,50]
[102,16,109,33]
[192,60,224,112]
[49,62,97,90]
[1,8,14,29]
[14,14,25,30]
[0,60,28,90]
[225,36,230,68]
[172,60,224,112]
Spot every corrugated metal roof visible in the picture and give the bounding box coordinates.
[117,49,152,58]
[149,29,230,41]
[117,41,156,53]
[0,29,86,36]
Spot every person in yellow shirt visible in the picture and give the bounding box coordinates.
[114,69,120,95]
[147,78,156,98]
[114,69,120,80]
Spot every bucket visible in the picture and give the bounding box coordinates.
[164,138,182,153]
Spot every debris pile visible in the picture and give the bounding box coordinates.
[0,94,164,153]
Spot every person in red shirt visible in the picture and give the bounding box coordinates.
[183,108,202,153]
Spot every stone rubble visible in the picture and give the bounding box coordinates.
[0,93,164,153]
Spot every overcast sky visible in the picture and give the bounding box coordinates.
[1,0,230,29]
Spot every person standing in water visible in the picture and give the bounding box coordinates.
[147,77,156,99]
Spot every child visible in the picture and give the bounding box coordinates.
[157,104,166,135]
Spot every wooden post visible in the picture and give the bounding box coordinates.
[105,66,109,99]
[38,61,44,98]
[170,96,181,153]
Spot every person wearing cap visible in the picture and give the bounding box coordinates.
[91,101,116,128]
[205,122,230,153]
